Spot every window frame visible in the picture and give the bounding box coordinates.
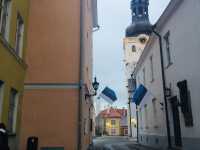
[7,88,19,134]
[142,67,146,86]
[0,0,12,41]
[150,55,154,82]
[131,45,136,52]
[164,31,173,68]
[15,13,24,57]
[144,104,148,129]
[111,119,116,126]
[0,81,4,121]
[111,128,116,135]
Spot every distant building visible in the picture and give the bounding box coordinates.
[132,0,200,150]
[0,0,29,149]
[19,0,98,150]
[96,108,128,136]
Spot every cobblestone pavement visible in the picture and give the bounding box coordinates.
[93,136,157,150]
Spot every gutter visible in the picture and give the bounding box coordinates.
[78,0,84,149]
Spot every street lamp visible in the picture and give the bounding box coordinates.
[85,77,100,98]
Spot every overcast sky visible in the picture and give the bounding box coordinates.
[93,0,170,112]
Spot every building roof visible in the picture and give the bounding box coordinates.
[99,107,127,119]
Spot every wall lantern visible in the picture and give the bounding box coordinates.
[85,77,99,98]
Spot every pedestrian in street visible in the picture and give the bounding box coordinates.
[0,123,10,150]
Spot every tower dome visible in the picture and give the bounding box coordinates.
[126,0,152,37]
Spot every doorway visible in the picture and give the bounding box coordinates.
[169,96,182,147]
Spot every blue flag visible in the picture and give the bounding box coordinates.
[132,84,147,105]
[99,87,117,104]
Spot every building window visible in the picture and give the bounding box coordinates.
[111,128,116,135]
[150,55,154,82]
[111,120,116,126]
[15,13,24,57]
[138,7,143,15]
[139,108,143,129]
[7,89,19,134]
[90,119,93,132]
[0,81,4,121]
[84,118,88,135]
[144,104,148,129]
[137,76,141,85]
[142,68,146,86]
[164,31,172,67]
[132,45,136,52]
[0,0,12,40]
[152,99,158,128]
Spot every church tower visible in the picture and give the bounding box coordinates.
[126,0,152,37]
[123,0,151,137]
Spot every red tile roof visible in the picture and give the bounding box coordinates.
[99,107,127,118]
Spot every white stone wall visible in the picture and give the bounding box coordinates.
[135,36,167,147]
[158,0,200,140]
[135,0,200,149]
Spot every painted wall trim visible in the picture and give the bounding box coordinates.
[24,83,80,90]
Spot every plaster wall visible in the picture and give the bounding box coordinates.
[20,89,79,150]
[25,0,81,84]
[135,36,167,148]
[135,0,200,149]
[158,0,200,145]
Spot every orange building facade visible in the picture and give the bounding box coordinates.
[19,0,98,150]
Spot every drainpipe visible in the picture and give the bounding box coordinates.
[136,105,139,143]
[128,99,132,137]
[152,27,172,149]
[78,0,84,149]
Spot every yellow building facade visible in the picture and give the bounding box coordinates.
[0,0,29,149]
[105,118,121,136]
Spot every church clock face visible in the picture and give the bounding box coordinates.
[139,37,147,44]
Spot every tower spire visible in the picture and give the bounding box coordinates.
[126,0,152,37]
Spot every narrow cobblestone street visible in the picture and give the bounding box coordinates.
[93,136,156,150]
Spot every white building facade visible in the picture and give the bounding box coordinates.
[134,0,200,149]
